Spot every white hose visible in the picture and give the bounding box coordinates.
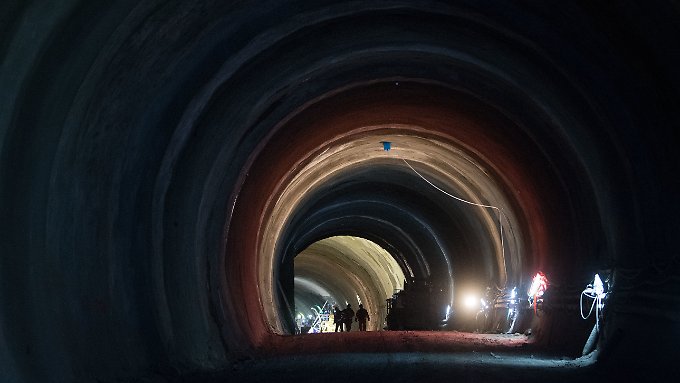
[580,288,603,330]
[398,156,508,281]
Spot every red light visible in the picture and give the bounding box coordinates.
[528,271,548,313]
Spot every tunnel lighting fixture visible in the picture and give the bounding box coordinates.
[491,286,521,333]
[463,294,478,311]
[581,273,608,330]
[593,274,604,297]
[500,287,520,333]
[528,272,548,298]
[528,272,548,313]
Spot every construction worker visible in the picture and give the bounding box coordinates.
[355,304,370,331]
[333,305,343,332]
[343,304,355,332]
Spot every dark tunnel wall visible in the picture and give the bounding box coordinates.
[1,1,679,381]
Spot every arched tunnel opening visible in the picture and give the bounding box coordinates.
[292,236,405,333]
[231,82,591,347]
[1,2,679,382]
[269,126,525,337]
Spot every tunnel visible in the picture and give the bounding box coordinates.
[1,1,679,382]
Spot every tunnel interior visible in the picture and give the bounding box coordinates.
[293,235,405,332]
[272,127,526,335]
[1,1,679,382]
[234,81,595,343]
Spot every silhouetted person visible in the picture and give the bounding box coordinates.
[355,304,370,331]
[333,305,343,332]
[343,304,354,332]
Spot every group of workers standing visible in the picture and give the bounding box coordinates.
[333,303,370,331]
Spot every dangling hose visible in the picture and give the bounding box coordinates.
[580,274,606,331]
[398,155,508,284]
[580,274,607,355]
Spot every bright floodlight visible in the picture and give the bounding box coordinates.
[528,274,540,297]
[463,294,478,310]
[528,272,548,298]
[581,273,608,330]
[593,273,604,297]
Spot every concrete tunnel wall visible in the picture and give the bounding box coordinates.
[1,1,679,381]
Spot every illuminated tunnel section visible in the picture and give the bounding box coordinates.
[232,81,582,346]
[1,2,679,382]
[294,236,405,331]
[259,130,527,335]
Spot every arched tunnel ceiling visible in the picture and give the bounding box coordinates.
[1,1,679,381]
[260,131,525,333]
[237,79,593,337]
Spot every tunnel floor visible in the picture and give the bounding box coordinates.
[260,331,533,355]
[174,331,617,383]
[213,353,596,383]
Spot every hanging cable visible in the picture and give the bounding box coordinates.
[394,152,509,285]
[580,274,607,331]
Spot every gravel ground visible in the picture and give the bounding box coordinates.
[139,331,671,383]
